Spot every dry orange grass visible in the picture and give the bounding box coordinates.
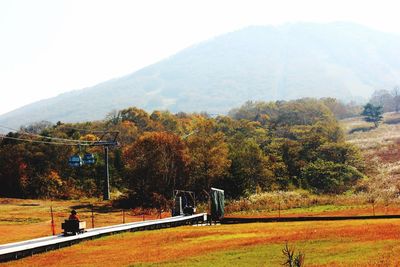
[2,196,399,245]
[0,198,168,244]
[2,219,400,266]
[226,204,400,218]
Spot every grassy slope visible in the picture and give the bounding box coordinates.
[343,112,400,189]
[343,112,400,151]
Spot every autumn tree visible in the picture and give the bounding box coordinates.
[108,120,139,146]
[0,140,26,197]
[186,119,231,195]
[119,107,161,131]
[123,131,189,207]
[0,131,77,198]
[321,97,361,119]
[0,98,368,200]
[150,111,179,132]
[228,100,278,123]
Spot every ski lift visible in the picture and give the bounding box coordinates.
[83,153,96,165]
[172,190,196,216]
[69,155,83,167]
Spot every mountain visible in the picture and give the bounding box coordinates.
[2,22,400,129]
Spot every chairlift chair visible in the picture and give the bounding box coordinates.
[69,155,83,167]
[83,153,96,165]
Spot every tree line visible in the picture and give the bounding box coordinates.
[369,87,400,113]
[0,98,365,207]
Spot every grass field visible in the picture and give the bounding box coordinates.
[226,204,400,218]
[2,197,400,266]
[2,219,400,266]
[0,199,400,244]
[2,196,400,245]
[0,198,168,244]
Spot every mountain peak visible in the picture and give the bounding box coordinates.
[1,22,400,129]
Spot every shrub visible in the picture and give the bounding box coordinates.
[281,242,305,267]
[301,159,364,194]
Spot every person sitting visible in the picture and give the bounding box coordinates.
[68,209,80,221]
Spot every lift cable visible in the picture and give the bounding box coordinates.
[0,125,99,144]
[0,135,90,146]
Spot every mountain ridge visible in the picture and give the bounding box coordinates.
[2,22,400,129]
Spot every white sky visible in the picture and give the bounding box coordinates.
[1,0,400,115]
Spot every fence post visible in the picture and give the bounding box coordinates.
[278,201,281,218]
[50,206,55,236]
[91,205,95,228]
[122,209,125,224]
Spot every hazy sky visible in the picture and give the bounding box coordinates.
[1,0,400,116]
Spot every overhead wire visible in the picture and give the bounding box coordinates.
[0,135,91,146]
[0,124,98,144]
[0,124,119,146]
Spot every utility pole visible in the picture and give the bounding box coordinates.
[89,131,118,201]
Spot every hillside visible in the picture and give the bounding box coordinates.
[2,22,400,129]
[342,112,400,193]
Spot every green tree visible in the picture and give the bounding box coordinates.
[317,142,364,170]
[228,138,273,197]
[301,159,364,194]
[361,103,383,128]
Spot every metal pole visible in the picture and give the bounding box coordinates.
[104,146,110,200]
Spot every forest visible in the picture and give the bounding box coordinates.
[0,98,365,208]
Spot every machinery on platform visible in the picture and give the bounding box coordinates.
[61,220,86,236]
[172,190,196,216]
